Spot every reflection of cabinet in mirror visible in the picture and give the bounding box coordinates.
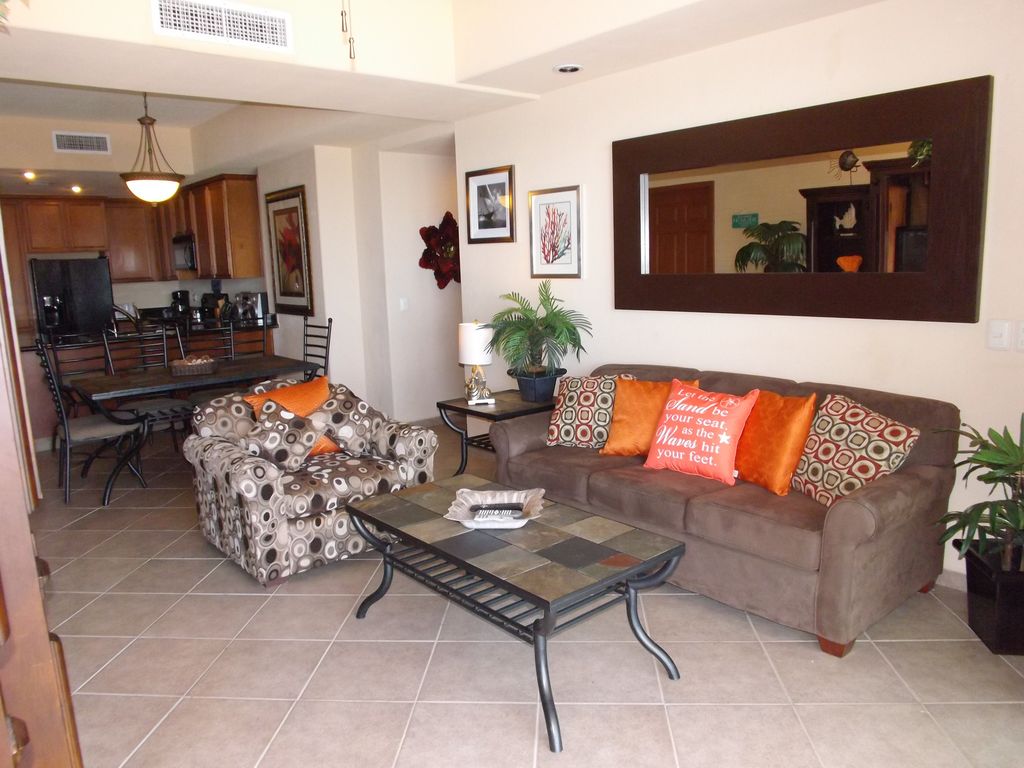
[800,185,874,272]
[865,158,929,272]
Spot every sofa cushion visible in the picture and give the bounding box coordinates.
[600,378,697,457]
[506,447,641,507]
[588,465,725,539]
[735,391,817,496]
[245,400,330,471]
[547,375,621,448]
[243,376,339,457]
[278,452,405,520]
[645,382,759,485]
[314,384,383,455]
[685,482,828,572]
[792,394,920,507]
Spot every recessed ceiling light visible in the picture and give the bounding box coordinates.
[71,185,83,194]
[554,64,582,74]
[23,170,36,180]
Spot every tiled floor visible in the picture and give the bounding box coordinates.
[32,425,1024,767]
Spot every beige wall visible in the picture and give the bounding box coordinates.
[454,0,1024,577]
[379,151,463,421]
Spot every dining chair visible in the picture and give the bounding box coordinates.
[233,322,268,358]
[102,326,193,451]
[46,333,109,451]
[186,322,238,406]
[37,338,144,503]
[303,316,333,380]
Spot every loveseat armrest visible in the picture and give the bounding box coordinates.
[490,412,551,459]
[372,421,438,485]
[184,434,285,494]
[822,464,951,547]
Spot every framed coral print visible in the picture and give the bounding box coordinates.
[266,185,313,316]
[529,185,581,278]
[466,165,515,243]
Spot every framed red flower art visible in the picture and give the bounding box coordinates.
[419,211,461,289]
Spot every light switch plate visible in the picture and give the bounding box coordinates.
[1017,321,1024,352]
[987,319,1012,350]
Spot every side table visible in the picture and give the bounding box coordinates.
[436,389,554,475]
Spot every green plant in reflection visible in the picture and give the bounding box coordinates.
[734,220,807,273]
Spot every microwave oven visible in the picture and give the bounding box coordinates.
[172,233,197,270]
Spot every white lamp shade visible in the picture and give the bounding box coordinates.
[122,175,182,203]
[458,322,493,366]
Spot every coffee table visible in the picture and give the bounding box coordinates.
[346,474,685,753]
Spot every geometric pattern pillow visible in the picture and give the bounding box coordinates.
[242,376,339,458]
[790,393,920,507]
[546,375,622,448]
[312,384,382,456]
[244,399,330,472]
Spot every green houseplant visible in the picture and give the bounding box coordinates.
[939,414,1024,653]
[485,280,593,402]
[734,220,807,273]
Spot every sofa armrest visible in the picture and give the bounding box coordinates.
[184,434,285,493]
[490,412,551,461]
[372,421,438,485]
[822,465,949,547]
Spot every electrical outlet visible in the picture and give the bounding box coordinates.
[987,319,1012,350]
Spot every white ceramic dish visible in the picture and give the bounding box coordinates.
[445,487,545,530]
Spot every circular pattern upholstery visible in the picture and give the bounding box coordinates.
[791,393,920,507]
[546,375,623,448]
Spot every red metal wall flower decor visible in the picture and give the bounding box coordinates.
[419,211,461,289]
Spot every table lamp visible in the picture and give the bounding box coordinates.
[458,322,495,405]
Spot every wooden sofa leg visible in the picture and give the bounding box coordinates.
[817,636,856,657]
[919,579,937,593]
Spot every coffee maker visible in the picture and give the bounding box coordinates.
[170,290,189,318]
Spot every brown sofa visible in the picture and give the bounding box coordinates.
[490,363,959,656]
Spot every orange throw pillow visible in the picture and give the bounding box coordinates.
[735,391,817,496]
[644,381,759,485]
[243,377,339,457]
[600,378,698,456]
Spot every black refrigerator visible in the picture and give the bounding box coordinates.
[29,256,114,337]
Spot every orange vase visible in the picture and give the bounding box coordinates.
[836,255,863,272]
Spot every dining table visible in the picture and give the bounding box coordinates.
[72,354,318,505]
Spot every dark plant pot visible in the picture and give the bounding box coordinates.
[955,540,1024,655]
[512,368,565,403]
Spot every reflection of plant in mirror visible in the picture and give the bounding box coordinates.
[734,220,807,273]
[908,139,932,167]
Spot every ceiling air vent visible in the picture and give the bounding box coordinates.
[153,0,291,51]
[52,131,112,155]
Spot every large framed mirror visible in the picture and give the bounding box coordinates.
[612,77,991,322]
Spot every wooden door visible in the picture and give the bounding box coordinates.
[105,202,157,282]
[62,202,106,250]
[22,202,64,252]
[648,182,714,274]
[0,232,82,766]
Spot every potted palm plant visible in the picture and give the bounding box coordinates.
[734,220,807,272]
[940,414,1024,653]
[485,280,593,402]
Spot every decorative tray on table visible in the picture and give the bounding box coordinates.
[170,355,218,376]
[445,487,545,529]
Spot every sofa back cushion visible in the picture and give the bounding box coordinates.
[592,365,960,471]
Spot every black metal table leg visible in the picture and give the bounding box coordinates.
[533,616,562,752]
[624,554,682,679]
[102,416,149,506]
[437,406,469,475]
[351,515,394,618]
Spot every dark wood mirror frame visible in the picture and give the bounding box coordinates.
[612,76,992,322]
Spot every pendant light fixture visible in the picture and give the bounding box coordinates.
[120,93,185,204]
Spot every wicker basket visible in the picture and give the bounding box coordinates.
[170,358,217,377]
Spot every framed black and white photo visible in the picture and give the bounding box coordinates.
[466,165,515,243]
[529,185,581,278]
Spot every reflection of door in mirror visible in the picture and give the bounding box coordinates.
[648,181,713,274]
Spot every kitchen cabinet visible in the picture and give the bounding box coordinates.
[0,201,34,331]
[106,201,163,282]
[22,198,107,251]
[188,175,263,279]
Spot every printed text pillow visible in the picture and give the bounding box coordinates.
[791,393,920,507]
[644,381,760,485]
[547,375,622,448]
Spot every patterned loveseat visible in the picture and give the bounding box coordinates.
[183,378,437,585]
